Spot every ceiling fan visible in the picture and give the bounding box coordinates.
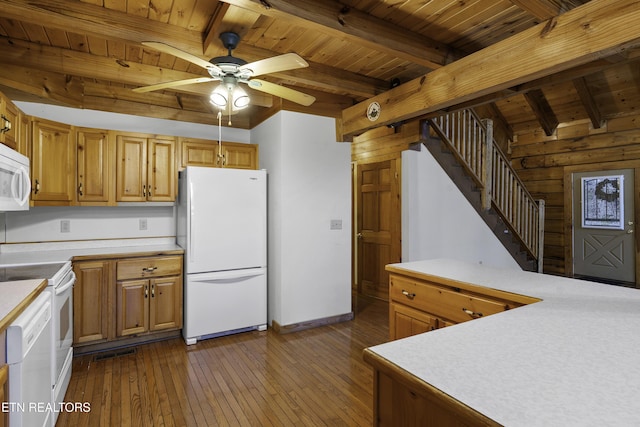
[133,32,316,113]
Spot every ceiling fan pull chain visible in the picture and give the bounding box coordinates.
[217,111,226,167]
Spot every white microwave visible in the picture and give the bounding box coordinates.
[0,144,30,211]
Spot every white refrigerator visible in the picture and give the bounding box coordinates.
[177,166,267,345]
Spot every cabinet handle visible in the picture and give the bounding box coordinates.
[151,283,155,298]
[145,284,148,298]
[33,179,40,194]
[401,290,416,299]
[0,115,10,133]
[143,185,146,197]
[78,182,83,196]
[462,308,483,319]
[142,266,157,273]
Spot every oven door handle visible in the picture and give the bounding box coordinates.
[55,271,76,295]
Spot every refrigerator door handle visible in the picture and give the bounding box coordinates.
[189,181,195,262]
[189,268,266,283]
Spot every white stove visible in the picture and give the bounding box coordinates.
[2,261,75,427]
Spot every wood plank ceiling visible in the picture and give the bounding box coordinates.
[0,0,638,135]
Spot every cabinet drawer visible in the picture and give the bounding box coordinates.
[390,274,520,324]
[116,256,182,280]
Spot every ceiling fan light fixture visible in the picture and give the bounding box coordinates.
[233,86,250,109]
[210,79,250,111]
[209,85,228,107]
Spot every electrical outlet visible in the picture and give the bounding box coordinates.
[60,220,70,233]
[330,219,342,230]
[139,218,148,231]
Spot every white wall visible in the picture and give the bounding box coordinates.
[253,111,352,327]
[15,102,250,141]
[402,146,521,270]
[4,206,175,243]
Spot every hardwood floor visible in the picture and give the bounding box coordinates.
[57,296,389,427]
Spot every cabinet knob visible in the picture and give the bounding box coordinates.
[401,289,416,299]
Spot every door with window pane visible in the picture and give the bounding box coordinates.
[573,169,635,284]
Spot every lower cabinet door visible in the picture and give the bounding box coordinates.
[116,279,149,336]
[73,261,110,344]
[149,276,182,331]
[390,303,439,340]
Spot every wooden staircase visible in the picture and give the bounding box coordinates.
[421,110,545,272]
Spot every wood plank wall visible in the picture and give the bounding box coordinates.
[351,120,421,165]
[510,114,640,276]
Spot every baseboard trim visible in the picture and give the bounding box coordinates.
[272,312,354,334]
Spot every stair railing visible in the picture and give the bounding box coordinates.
[429,110,545,272]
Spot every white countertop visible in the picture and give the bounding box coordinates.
[0,238,183,265]
[0,279,48,332]
[368,259,640,426]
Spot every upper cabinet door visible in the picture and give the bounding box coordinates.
[0,94,19,150]
[77,129,113,205]
[147,138,175,202]
[31,119,75,204]
[115,133,147,202]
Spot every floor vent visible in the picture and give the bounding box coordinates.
[93,348,137,361]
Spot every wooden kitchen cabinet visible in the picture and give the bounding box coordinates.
[31,118,75,205]
[0,92,19,150]
[364,350,501,427]
[16,111,31,158]
[76,128,114,205]
[73,260,112,345]
[116,132,176,202]
[388,270,527,341]
[116,255,182,337]
[179,137,258,170]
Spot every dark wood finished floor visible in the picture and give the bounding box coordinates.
[57,296,389,426]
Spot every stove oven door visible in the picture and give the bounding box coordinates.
[52,268,75,412]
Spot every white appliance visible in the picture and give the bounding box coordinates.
[6,290,53,427]
[0,143,30,211]
[0,262,75,426]
[177,166,267,345]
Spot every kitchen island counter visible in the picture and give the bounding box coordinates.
[365,258,640,426]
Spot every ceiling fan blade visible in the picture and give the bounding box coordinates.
[132,77,216,93]
[240,53,309,77]
[248,79,315,106]
[142,41,222,74]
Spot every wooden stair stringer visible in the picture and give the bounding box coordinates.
[416,135,537,271]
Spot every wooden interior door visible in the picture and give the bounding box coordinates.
[573,169,636,284]
[356,160,401,300]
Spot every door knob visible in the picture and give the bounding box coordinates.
[357,233,363,239]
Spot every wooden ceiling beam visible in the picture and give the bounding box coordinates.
[218,0,463,69]
[203,2,232,54]
[523,89,559,136]
[341,0,640,139]
[572,77,604,129]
